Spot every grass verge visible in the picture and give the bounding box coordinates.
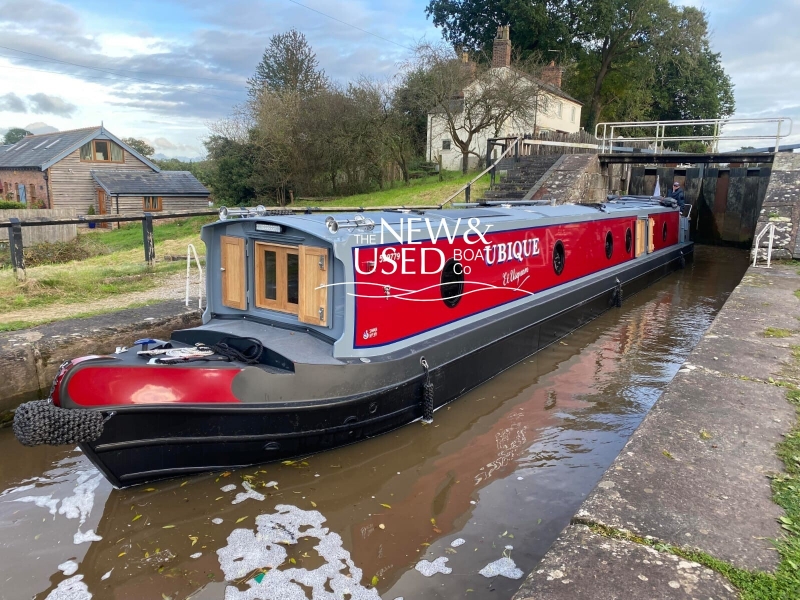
[290,171,491,208]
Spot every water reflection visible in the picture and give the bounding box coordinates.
[0,247,748,600]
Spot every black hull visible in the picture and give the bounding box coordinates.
[81,246,693,487]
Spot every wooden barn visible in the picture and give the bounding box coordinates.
[0,126,209,214]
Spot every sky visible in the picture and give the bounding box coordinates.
[0,0,797,158]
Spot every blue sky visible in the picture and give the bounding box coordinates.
[0,0,797,157]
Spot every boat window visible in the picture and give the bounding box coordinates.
[662,222,668,242]
[605,231,613,259]
[255,242,299,314]
[440,259,464,308]
[553,241,565,275]
[625,228,632,254]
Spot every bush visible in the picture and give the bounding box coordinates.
[0,236,110,268]
[0,200,24,209]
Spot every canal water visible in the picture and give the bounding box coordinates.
[0,246,749,600]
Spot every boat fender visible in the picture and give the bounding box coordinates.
[421,357,434,423]
[13,400,109,447]
[614,278,623,308]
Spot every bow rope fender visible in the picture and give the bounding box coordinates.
[421,357,434,423]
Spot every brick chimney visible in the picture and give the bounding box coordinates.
[460,51,477,79]
[492,25,511,68]
[541,60,562,89]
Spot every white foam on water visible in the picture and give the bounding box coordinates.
[217,504,380,600]
[504,545,513,550]
[478,557,524,579]
[232,482,265,505]
[450,538,466,548]
[265,481,278,488]
[57,560,79,576]
[13,494,59,515]
[100,570,112,581]
[212,518,224,525]
[73,529,102,545]
[414,557,452,577]
[59,472,102,526]
[45,574,91,600]
[190,552,202,559]
[220,484,237,493]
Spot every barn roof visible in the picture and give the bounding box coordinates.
[91,170,209,197]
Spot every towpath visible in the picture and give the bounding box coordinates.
[513,264,800,598]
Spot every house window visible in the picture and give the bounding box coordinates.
[571,106,576,123]
[254,242,299,314]
[80,140,125,163]
[442,139,451,150]
[555,101,563,118]
[143,196,163,211]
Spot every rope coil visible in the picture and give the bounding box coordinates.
[421,357,434,423]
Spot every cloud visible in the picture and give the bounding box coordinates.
[0,92,27,113]
[27,93,77,117]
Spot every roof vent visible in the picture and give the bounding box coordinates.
[44,138,62,149]
[11,141,30,152]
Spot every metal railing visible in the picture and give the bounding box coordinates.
[438,137,521,208]
[185,243,204,309]
[596,118,793,154]
[752,222,777,268]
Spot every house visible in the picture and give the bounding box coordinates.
[0,126,209,214]
[426,26,583,171]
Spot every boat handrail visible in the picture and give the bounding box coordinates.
[752,222,776,268]
[186,243,203,309]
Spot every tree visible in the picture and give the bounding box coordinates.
[404,42,549,173]
[3,128,32,144]
[204,134,257,205]
[424,0,735,130]
[122,137,155,157]
[247,29,327,99]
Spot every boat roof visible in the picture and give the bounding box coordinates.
[204,197,675,242]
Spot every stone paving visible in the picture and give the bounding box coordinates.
[514,263,800,599]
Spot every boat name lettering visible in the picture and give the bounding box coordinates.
[503,266,529,286]
[484,238,540,266]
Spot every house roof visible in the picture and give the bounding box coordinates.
[91,170,209,197]
[0,126,161,171]
[0,144,12,153]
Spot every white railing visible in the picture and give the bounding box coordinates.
[596,117,793,154]
[186,243,204,308]
[752,223,776,268]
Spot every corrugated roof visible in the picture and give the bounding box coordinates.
[92,170,209,197]
[0,127,100,169]
[0,144,12,153]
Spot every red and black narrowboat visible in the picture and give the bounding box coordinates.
[13,197,692,487]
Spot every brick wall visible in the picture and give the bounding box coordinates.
[0,168,48,206]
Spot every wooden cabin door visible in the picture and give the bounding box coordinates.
[298,246,328,326]
[635,218,647,257]
[220,236,246,310]
[97,189,109,228]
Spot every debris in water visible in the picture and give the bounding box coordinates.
[450,538,466,548]
[220,484,237,493]
[479,557,523,579]
[45,574,91,599]
[414,557,452,577]
[57,560,79,576]
[504,545,513,550]
[232,482,265,505]
[216,504,379,600]
[265,481,278,488]
[212,518,223,525]
[101,570,112,581]
[190,553,202,559]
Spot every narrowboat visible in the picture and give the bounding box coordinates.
[13,197,692,487]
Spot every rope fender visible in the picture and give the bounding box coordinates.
[13,400,107,447]
[421,357,434,423]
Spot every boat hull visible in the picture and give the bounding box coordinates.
[78,244,692,487]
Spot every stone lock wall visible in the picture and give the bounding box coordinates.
[752,153,800,261]
[529,154,610,204]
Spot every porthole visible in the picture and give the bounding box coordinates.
[553,240,565,275]
[662,222,668,242]
[625,228,632,254]
[605,231,613,259]
[440,258,464,308]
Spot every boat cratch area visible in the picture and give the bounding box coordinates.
[13,196,693,488]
